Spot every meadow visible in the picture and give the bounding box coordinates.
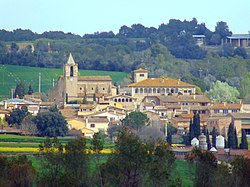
[0,64,128,99]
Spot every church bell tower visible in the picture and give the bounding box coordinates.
[64,53,78,102]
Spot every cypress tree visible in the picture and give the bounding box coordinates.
[234,128,238,149]
[193,111,200,138]
[240,129,249,150]
[212,127,216,147]
[206,129,211,150]
[189,119,194,144]
[228,123,236,149]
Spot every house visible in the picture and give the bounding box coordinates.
[210,103,242,115]
[225,34,250,48]
[48,53,116,104]
[127,69,196,101]
[106,94,137,110]
[0,98,40,115]
[192,35,206,46]
[207,114,232,137]
[228,113,250,136]
[84,116,109,133]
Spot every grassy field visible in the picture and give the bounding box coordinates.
[0,64,128,99]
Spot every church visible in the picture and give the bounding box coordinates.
[48,53,116,105]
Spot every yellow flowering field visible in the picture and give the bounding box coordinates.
[0,147,40,153]
[0,147,116,154]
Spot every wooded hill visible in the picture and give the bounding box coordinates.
[0,18,250,102]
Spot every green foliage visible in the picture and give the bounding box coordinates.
[239,130,248,150]
[63,137,90,186]
[205,80,240,103]
[193,111,201,138]
[206,129,211,150]
[14,80,27,99]
[231,156,250,186]
[123,111,149,130]
[27,84,33,95]
[167,122,177,145]
[33,108,68,137]
[186,147,217,187]
[227,123,237,149]
[212,127,216,148]
[0,155,36,187]
[6,107,29,127]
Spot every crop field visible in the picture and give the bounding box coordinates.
[0,64,128,99]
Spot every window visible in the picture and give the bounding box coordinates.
[103,88,105,90]
[139,74,144,77]
[70,66,74,77]
[223,110,228,114]
[80,87,82,90]
[214,110,219,113]
[232,109,238,112]
[90,124,95,128]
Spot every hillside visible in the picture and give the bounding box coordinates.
[0,64,128,99]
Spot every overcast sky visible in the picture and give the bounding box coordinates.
[0,0,249,35]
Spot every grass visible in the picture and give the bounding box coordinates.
[0,64,128,99]
[174,160,195,187]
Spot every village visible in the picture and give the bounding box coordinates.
[1,53,249,161]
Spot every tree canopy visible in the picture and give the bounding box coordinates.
[33,108,68,137]
[123,111,149,130]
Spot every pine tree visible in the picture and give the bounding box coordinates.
[240,130,249,150]
[228,123,237,149]
[212,127,216,147]
[206,129,211,150]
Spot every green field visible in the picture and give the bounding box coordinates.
[0,64,128,99]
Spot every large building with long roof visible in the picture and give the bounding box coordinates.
[127,68,196,101]
[49,54,116,104]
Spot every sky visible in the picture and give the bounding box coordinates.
[0,0,249,36]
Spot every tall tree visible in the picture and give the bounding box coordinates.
[212,127,216,148]
[27,84,33,95]
[64,137,90,186]
[189,119,195,145]
[38,137,64,187]
[234,128,238,149]
[215,21,232,39]
[227,123,237,149]
[193,111,200,138]
[239,129,248,150]
[14,81,26,99]
[206,129,211,150]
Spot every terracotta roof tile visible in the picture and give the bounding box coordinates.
[78,76,112,81]
[211,103,242,110]
[128,78,195,87]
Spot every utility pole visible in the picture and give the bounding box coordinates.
[39,72,41,93]
[52,78,55,87]
[198,68,202,78]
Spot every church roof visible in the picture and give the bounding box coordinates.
[128,78,195,87]
[66,53,75,65]
[78,76,112,81]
